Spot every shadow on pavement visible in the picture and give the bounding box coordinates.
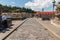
[0,24,13,33]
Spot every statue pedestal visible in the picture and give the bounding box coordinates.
[51,17,60,27]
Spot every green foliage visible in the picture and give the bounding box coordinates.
[0,4,35,13]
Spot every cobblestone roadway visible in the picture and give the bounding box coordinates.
[6,18,59,40]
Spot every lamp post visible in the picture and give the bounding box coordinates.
[52,0,56,18]
[42,8,44,12]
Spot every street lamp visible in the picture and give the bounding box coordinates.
[52,0,56,18]
[52,0,56,12]
[42,8,44,12]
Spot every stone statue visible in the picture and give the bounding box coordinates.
[51,2,60,26]
[56,2,60,20]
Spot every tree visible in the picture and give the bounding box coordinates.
[0,4,3,24]
[0,4,36,14]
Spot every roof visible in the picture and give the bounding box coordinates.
[36,12,57,15]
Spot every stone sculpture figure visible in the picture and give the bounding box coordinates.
[56,2,60,20]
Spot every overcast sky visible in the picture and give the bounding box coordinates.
[0,0,60,11]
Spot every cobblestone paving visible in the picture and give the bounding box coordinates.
[37,18,60,39]
[0,20,24,40]
[52,19,60,25]
[6,18,59,40]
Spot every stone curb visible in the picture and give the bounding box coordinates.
[2,19,28,40]
[51,20,60,28]
[35,18,60,40]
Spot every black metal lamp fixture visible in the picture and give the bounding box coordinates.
[52,0,56,18]
[52,0,56,12]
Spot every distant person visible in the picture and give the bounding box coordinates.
[2,14,8,29]
[36,15,38,18]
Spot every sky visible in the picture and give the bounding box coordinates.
[0,0,60,11]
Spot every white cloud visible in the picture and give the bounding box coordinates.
[11,2,15,4]
[25,0,60,11]
[11,2,16,6]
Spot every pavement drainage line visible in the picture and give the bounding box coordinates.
[2,19,28,40]
[35,19,60,40]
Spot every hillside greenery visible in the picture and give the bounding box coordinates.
[0,4,36,13]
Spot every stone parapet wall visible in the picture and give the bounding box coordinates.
[2,13,32,18]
